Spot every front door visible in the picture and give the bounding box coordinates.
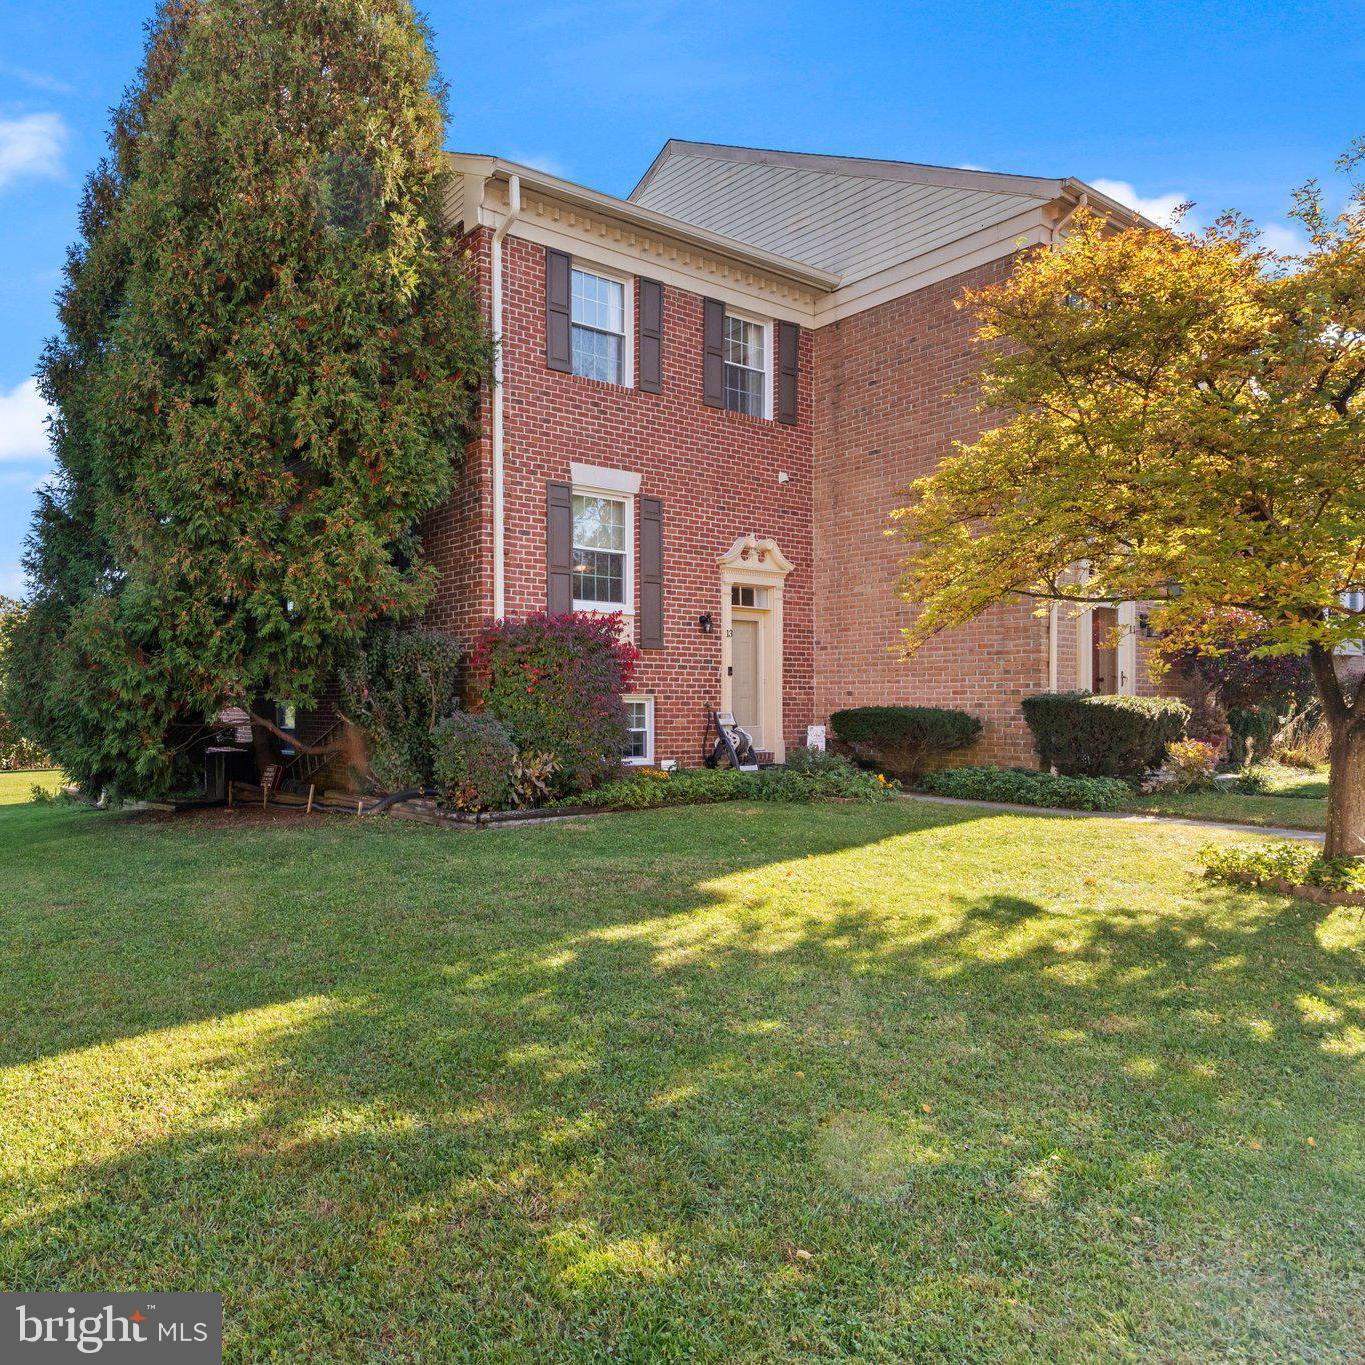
[730,614,763,750]
[1091,607,1119,694]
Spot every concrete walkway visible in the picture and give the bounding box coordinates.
[901,791,1325,842]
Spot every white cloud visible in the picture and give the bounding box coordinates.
[0,63,73,95]
[1089,178,1191,228]
[1258,220,1311,258]
[956,163,991,172]
[0,112,67,191]
[0,378,52,463]
[508,151,568,179]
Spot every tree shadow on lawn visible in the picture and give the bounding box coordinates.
[1,799,1362,1358]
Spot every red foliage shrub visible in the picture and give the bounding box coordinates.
[471,613,639,795]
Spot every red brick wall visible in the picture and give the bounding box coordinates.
[423,230,815,766]
[811,256,1050,766]
[420,227,496,644]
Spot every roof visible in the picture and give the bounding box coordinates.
[630,141,1143,285]
[447,153,842,293]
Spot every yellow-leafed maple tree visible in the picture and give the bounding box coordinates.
[893,151,1365,857]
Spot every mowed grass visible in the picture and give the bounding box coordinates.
[1,798,1361,1361]
[1122,764,1330,832]
[0,770,62,805]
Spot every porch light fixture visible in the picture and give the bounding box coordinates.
[698,613,715,635]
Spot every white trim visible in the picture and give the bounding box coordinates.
[630,139,1072,203]
[1117,602,1139,696]
[490,174,521,618]
[504,211,818,326]
[570,463,641,496]
[1077,602,1138,695]
[570,485,634,616]
[717,535,794,761]
[622,694,655,766]
[721,305,773,420]
[569,260,635,388]
[448,154,840,291]
[1048,602,1060,693]
[815,212,1052,324]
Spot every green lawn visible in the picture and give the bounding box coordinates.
[1,798,1361,1360]
[0,769,62,805]
[1122,764,1330,832]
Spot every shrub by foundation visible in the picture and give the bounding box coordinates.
[472,613,638,798]
[431,712,516,812]
[918,764,1129,811]
[829,705,981,779]
[1021,692,1189,778]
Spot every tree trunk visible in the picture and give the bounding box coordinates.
[249,695,280,780]
[1309,645,1365,860]
[1323,713,1365,860]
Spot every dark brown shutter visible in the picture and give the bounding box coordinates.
[639,496,664,649]
[545,248,572,373]
[638,278,663,393]
[546,481,574,614]
[702,297,725,408]
[777,320,800,425]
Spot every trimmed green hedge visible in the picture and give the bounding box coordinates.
[829,705,982,779]
[553,757,896,811]
[1021,692,1189,778]
[918,764,1129,812]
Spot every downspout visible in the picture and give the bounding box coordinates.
[1047,190,1087,688]
[1048,604,1060,692]
[491,173,521,619]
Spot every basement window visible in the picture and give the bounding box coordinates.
[623,695,654,765]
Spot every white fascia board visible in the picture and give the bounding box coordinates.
[631,139,1069,203]
[446,152,840,293]
[815,209,1053,325]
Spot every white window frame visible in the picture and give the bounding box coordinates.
[1340,589,1365,655]
[722,307,773,420]
[570,474,635,616]
[622,694,655,766]
[569,262,634,388]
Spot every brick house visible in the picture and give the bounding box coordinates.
[423,142,1152,769]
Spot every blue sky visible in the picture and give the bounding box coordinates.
[0,0,1360,596]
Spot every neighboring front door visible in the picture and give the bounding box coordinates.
[1091,607,1119,694]
[730,613,763,750]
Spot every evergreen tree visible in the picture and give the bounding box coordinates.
[6,0,491,796]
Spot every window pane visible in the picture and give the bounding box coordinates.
[724,362,764,416]
[572,270,624,332]
[572,548,624,604]
[571,326,622,383]
[572,495,625,552]
[624,700,649,759]
[723,315,763,369]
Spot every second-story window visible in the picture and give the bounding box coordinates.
[724,314,767,417]
[572,268,626,384]
[572,492,629,610]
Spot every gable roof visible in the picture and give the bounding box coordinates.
[447,152,842,295]
[630,141,1140,285]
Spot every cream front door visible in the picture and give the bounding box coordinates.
[730,614,762,750]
